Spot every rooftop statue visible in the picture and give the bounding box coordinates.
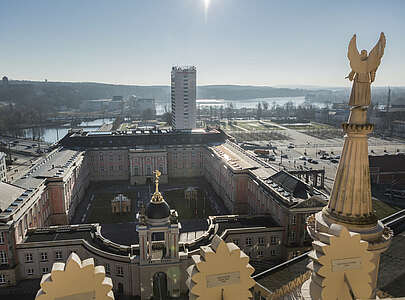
[151,169,164,203]
[346,32,386,108]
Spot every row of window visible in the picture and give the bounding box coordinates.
[0,232,4,244]
[23,252,125,277]
[25,267,49,276]
[97,154,123,161]
[246,249,277,257]
[98,165,124,172]
[25,251,62,263]
[232,236,279,247]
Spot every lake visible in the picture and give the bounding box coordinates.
[156,96,315,114]
[14,118,114,144]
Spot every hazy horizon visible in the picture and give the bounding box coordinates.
[1,0,404,86]
[6,79,403,90]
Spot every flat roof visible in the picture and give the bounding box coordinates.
[0,182,25,212]
[60,128,227,148]
[214,215,281,236]
[14,148,83,189]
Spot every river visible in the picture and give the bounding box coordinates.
[14,118,114,144]
[156,96,319,114]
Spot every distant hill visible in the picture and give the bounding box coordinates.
[0,80,311,107]
[197,85,307,100]
[1,80,403,110]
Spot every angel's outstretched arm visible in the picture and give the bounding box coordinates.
[345,70,355,81]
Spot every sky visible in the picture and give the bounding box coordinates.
[0,0,404,87]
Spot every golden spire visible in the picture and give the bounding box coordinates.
[151,170,164,203]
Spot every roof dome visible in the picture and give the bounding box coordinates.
[146,201,170,219]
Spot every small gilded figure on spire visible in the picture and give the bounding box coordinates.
[151,170,164,203]
[346,32,386,107]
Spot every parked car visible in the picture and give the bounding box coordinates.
[330,159,339,163]
[307,158,313,163]
[310,160,319,164]
[298,156,307,160]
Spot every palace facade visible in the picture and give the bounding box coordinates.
[0,128,327,297]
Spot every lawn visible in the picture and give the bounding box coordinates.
[86,190,138,223]
[373,198,401,219]
[85,180,217,223]
[164,189,216,220]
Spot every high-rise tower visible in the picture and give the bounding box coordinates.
[171,66,196,131]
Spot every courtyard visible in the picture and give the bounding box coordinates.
[74,178,224,225]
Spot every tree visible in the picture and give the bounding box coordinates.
[219,106,224,120]
[162,112,172,126]
[141,108,154,121]
[256,102,262,120]
[262,101,268,118]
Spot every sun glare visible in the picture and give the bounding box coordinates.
[204,0,211,10]
[204,0,211,22]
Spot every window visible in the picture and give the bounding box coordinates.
[271,236,278,245]
[258,237,265,246]
[116,265,124,277]
[25,253,33,263]
[27,268,34,276]
[0,232,4,244]
[105,263,110,274]
[232,239,239,246]
[55,251,62,260]
[246,237,252,246]
[0,274,5,285]
[271,249,277,256]
[257,250,264,257]
[289,231,296,242]
[0,251,7,264]
[42,267,49,274]
[40,252,48,262]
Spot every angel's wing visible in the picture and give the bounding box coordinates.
[367,32,386,72]
[347,34,362,72]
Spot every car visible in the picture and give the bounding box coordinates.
[25,145,32,149]
[320,155,328,160]
[268,155,276,161]
[310,160,319,164]
[334,155,340,159]
[298,156,307,160]
[287,144,295,149]
[330,159,339,163]
[32,144,38,147]
[13,140,19,144]
[281,154,288,159]
[307,158,313,163]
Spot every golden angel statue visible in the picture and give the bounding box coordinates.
[346,32,386,107]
